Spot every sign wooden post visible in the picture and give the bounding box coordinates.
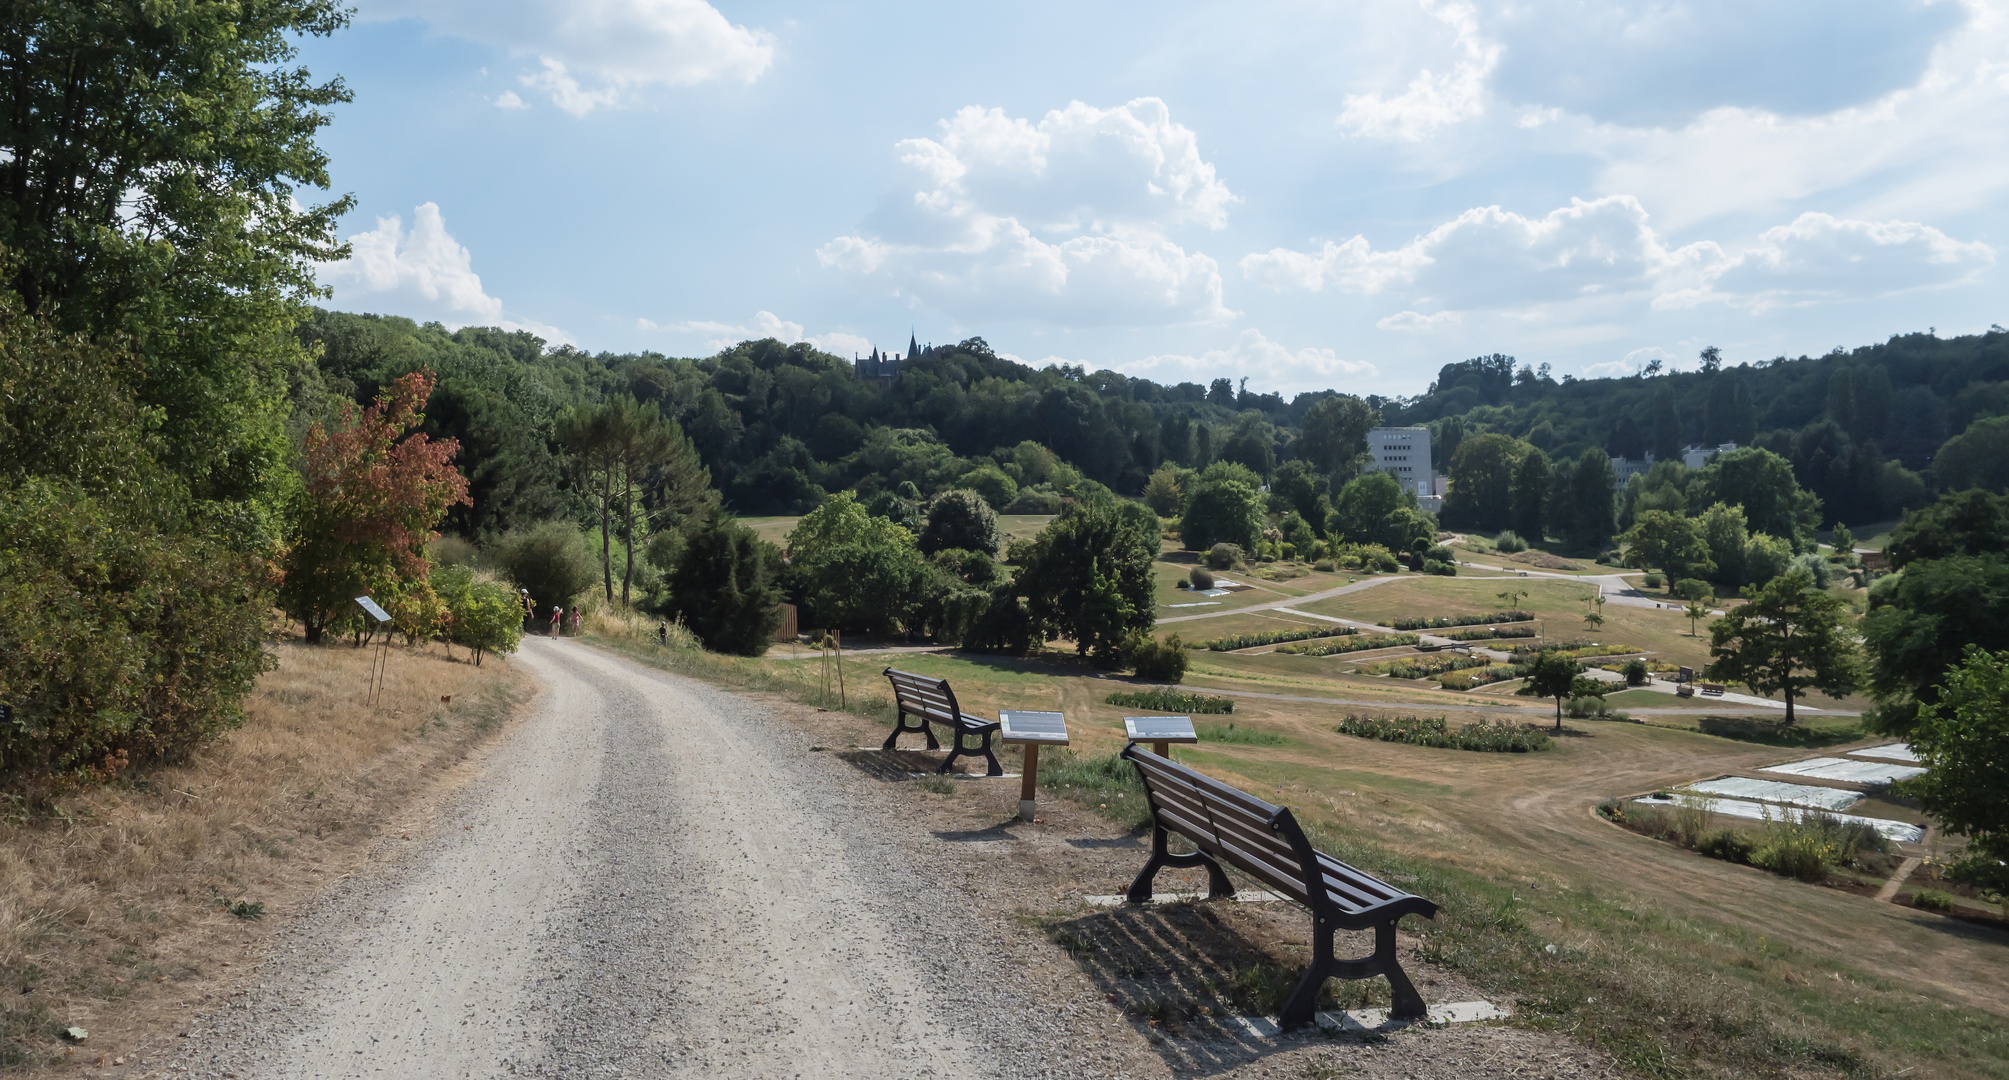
[999,710,1069,822]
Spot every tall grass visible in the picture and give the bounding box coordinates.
[1104,689,1235,714]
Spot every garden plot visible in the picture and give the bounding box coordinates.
[1631,794,1926,844]
[1762,756,1927,785]
[1847,742,1920,763]
[1686,776,1863,812]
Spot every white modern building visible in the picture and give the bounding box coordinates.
[1610,442,1738,489]
[1368,426,1437,501]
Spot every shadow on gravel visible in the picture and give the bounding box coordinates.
[833,748,994,781]
[1066,834,1147,850]
[934,822,1018,844]
[1047,899,1383,1075]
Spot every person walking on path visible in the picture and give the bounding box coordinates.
[569,609,582,636]
[550,607,562,639]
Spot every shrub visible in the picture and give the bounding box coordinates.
[1913,888,1955,912]
[1125,633,1189,683]
[1494,530,1529,553]
[1623,657,1649,686]
[1003,486,1063,514]
[1195,722,1287,746]
[1189,567,1215,590]
[1642,572,1664,589]
[1104,689,1233,714]
[1278,632,1418,656]
[1443,625,1537,642]
[0,480,273,783]
[1423,558,1456,576]
[1199,626,1356,651]
[1335,714,1552,752]
[1696,829,1757,864]
[431,565,526,666]
[1313,558,1338,572]
[1206,543,1243,570]
[1673,578,1713,602]
[491,521,599,618]
[1751,830,1833,882]
[428,535,479,568]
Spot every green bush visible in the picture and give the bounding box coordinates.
[1423,558,1457,576]
[1913,888,1955,912]
[1362,653,1493,679]
[668,510,785,656]
[1189,566,1215,589]
[1673,578,1713,602]
[1124,633,1189,684]
[1206,543,1242,570]
[1751,831,1832,882]
[1313,558,1338,572]
[490,521,599,618]
[1373,552,1401,573]
[430,565,525,666]
[0,480,272,782]
[1494,530,1529,553]
[1642,572,1665,589]
[1335,713,1552,752]
[1696,829,1756,864]
[1442,625,1538,641]
[1199,626,1356,651]
[1623,658,1649,686]
[1104,689,1234,714]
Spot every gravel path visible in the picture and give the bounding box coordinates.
[160,638,1033,1079]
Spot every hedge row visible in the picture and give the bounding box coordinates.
[1104,689,1235,714]
[1388,610,1534,631]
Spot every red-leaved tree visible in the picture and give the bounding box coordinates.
[281,371,470,642]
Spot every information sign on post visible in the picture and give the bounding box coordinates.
[999,710,1069,822]
[1124,715,1199,759]
[355,596,394,706]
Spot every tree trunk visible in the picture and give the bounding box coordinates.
[600,472,614,603]
[620,463,635,607]
[1783,683,1796,726]
[1555,697,1563,732]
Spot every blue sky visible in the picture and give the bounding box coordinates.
[304,0,2007,396]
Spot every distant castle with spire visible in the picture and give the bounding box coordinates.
[854,332,927,385]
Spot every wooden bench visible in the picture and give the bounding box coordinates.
[1701,683,1726,697]
[881,668,1003,776]
[1121,745,1438,1028]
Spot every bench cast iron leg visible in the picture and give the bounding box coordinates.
[881,714,940,753]
[937,730,1005,776]
[1280,916,1426,1029]
[977,731,1003,776]
[1125,825,1234,904]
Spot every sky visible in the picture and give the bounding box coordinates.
[302,0,2009,397]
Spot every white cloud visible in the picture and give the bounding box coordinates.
[637,310,871,355]
[1377,310,1461,332]
[819,98,1238,326]
[1118,329,1377,393]
[1338,0,1498,140]
[1583,346,1672,378]
[363,0,772,115]
[1241,196,1993,320]
[1663,212,1995,312]
[493,90,528,110]
[319,203,572,344]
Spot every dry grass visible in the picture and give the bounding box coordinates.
[0,631,527,1072]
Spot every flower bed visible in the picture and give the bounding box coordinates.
[1441,625,1539,642]
[1388,609,1534,631]
[1195,626,1358,651]
[1104,689,1235,714]
[1336,713,1552,753]
[1358,653,1495,679]
[1438,663,1527,690]
[1274,633,1419,656]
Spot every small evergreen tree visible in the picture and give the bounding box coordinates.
[670,510,783,656]
[919,489,1001,555]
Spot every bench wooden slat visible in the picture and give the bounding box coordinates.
[881,668,1003,776]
